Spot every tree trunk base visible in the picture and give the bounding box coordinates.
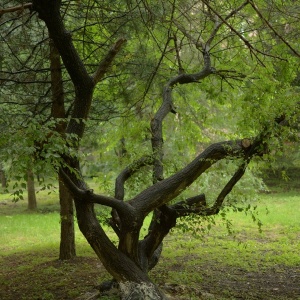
[119,281,167,300]
[75,290,100,300]
[96,280,168,300]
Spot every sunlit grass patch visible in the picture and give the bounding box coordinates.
[0,213,59,253]
[160,191,300,273]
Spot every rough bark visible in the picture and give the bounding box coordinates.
[27,169,37,210]
[59,175,76,260]
[49,38,65,132]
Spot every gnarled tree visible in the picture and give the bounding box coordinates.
[1,0,299,298]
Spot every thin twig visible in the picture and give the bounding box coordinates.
[248,0,300,58]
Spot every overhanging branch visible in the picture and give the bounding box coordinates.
[171,159,249,217]
[131,137,265,215]
[139,138,263,262]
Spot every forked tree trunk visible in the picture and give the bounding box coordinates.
[72,198,168,299]
[59,175,76,260]
[27,169,37,210]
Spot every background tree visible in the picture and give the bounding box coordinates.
[1,0,299,299]
[0,0,76,259]
[26,167,37,210]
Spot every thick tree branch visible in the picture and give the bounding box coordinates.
[138,122,277,263]
[140,160,248,262]
[170,194,207,216]
[109,154,154,238]
[151,50,214,183]
[32,1,125,140]
[140,138,261,262]
[139,194,205,269]
[131,137,265,215]
[112,155,156,262]
[171,159,249,218]
[115,155,154,200]
[59,169,131,212]
[140,205,177,270]
[146,6,227,262]
[32,0,93,138]
[148,49,215,259]
[32,0,93,90]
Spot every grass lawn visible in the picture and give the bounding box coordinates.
[0,184,299,300]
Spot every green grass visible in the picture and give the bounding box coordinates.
[0,186,97,257]
[0,213,59,253]
[150,190,300,299]
[163,191,300,269]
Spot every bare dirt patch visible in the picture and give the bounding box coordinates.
[196,264,300,300]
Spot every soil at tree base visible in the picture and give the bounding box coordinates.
[0,253,299,300]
